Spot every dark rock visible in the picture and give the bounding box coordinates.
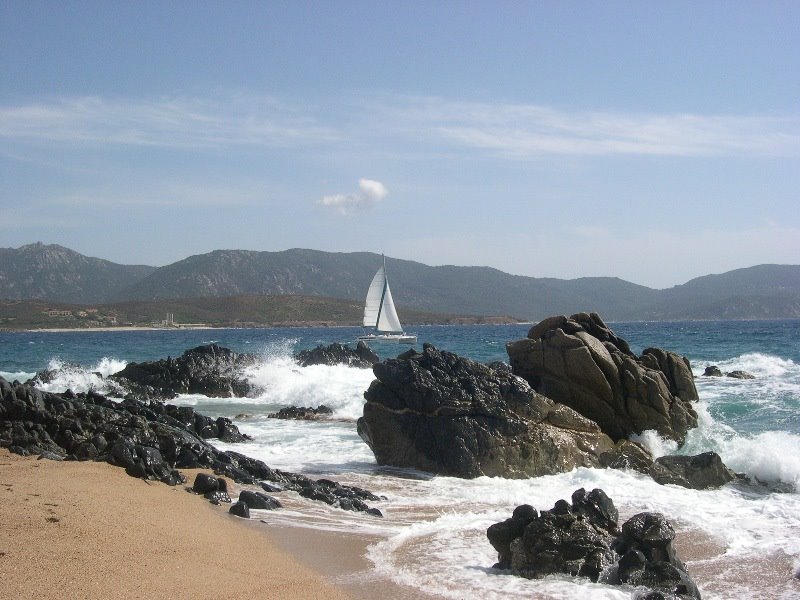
[268,405,333,420]
[507,312,698,445]
[703,366,723,377]
[1,375,383,514]
[488,491,701,599]
[726,370,755,380]
[294,341,379,368]
[238,489,282,510]
[358,344,617,478]
[111,344,256,399]
[192,473,221,494]
[229,501,251,519]
[652,452,737,490]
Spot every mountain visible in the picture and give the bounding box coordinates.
[0,243,156,303]
[2,243,799,321]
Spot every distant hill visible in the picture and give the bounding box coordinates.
[0,243,155,303]
[2,243,799,321]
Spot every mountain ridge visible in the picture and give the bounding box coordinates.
[2,243,799,321]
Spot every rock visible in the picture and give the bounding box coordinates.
[652,452,737,490]
[268,405,333,420]
[703,366,723,377]
[294,341,379,368]
[229,501,251,519]
[507,312,699,445]
[111,344,255,399]
[488,490,701,599]
[238,490,282,510]
[726,370,755,380]
[358,343,618,478]
[1,375,383,515]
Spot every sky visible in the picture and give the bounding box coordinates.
[1,1,798,289]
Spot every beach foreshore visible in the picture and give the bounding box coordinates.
[0,448,381,600]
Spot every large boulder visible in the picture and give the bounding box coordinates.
[111,344,255,399]
[507,313,698,444]
[358,344,637,479]
[294,341,379,368]
[488,489,701,599]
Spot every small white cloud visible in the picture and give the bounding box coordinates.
[320,178,388,215]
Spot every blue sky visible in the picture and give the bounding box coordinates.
[1,1,798,288]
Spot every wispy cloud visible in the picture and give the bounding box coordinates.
[372,96,800,158]
[320,178,388,215]
[0,96,339,149]
[1,94,797,159]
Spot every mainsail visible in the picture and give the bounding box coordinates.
[363,262,404,334]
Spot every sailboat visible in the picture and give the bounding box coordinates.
[358,256,417,344]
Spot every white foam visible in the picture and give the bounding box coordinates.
[630,430,679,458]
[243,356,374,421]
[34,357,128,395]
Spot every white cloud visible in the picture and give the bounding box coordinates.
[372,96,800,158]
[320,178,388,215]
[0,95,339,149]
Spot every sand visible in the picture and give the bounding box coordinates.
[0,449,353,599]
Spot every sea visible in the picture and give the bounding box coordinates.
[1,320,799,599]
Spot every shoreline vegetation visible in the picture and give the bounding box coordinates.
[0,297,524,332]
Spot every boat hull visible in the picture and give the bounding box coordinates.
[357,333,417,344]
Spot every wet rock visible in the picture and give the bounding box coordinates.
[268,405,333,420]
[358,343,618,478]
[229,501,251,519]
[294,341,379,368]
[726,370,755,380]
[111,344,255,399]
[652,452,737,490]
[1,375,384,515]
[703,366,723,377]
[488,489,701,599]
[238,490,281,510]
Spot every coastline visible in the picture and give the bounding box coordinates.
[0,448,354,599]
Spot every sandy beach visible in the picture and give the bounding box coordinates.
[0,448,354,600]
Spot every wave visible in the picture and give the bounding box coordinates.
[695,352,798,379]
[32,357,128,396]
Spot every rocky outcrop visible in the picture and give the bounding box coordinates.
[111,344,255,399]
[507,313,698,444]
[0,376,383,515]
[294,341,379,368]
[487,489,701,599]
[358,343,642,479]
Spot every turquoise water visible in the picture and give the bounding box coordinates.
[2,320,799,599]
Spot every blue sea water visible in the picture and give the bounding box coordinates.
[1,320,799,599]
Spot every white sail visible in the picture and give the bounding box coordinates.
[359,257,416,343]
[362,265,404,333]
[376,280,403,333]
[363,266,387,327]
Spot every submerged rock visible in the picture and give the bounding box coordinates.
[651,452,738,490]
[487,489,701,599]
[507,313,699,445]
[358,343,630,478]
[294,341,379,368]
[268,405,333,420]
